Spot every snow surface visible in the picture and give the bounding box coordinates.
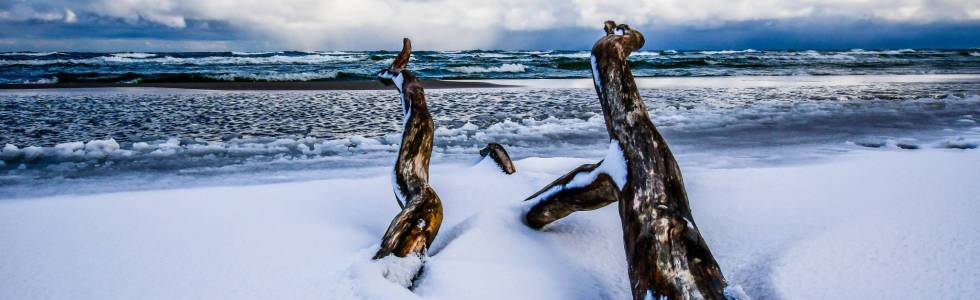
[1,149,979,299]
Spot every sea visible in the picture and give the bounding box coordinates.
[2,49,980,84]
[1,49,979,198]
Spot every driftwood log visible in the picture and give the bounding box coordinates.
[374,38,443,260]
[480,143,516,174]
[523,21,730,299]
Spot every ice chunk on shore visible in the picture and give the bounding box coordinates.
[22,146,43,161]
[54,141,84,156]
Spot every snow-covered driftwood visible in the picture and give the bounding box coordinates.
[480,143,516,174]
[523,21,731,299]
[374,38,443,261]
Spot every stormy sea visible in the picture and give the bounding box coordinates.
[1,49,979,299]
[2,49,979,84]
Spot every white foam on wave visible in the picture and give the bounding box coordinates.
[848,48,916,55]
[630,51,661,57]
[764,50,857,61]
[475,53,514,58]
[448,63,528,73]
[111,53,156,59]
[700,49,758,55]
[21,77,58,84]
[231,51,279,56]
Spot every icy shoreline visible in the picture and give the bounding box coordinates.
[3,75,978,199]
[1,149,978,299]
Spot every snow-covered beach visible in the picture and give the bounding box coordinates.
[2,148,978,299]
[2,75,980,299]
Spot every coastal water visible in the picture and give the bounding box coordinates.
[2,75,979,198]
[2,49,980,197]
[2,49,979,84]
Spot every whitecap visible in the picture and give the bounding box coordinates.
[111,52,156,59]
[448,63,528,73]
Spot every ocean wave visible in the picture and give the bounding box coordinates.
[474,53,515,58]
[848,49,916,55]
[1,49,978,82]
[231,51,280,56]
[699,49,758,55]
[0,52,62,57]
[21,77,59,84]
[770,50,858,60]
[111,52,156,59]
[315,51,354,55]
[631,51,662,57]
[448,63,528,73]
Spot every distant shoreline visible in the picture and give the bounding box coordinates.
[0,80,513,91]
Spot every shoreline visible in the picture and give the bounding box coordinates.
[2,74,979,91]
[0,79,513,91]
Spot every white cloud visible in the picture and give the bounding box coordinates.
[64,9,76,23]
[3,0,980,49]
[0,3,68,22]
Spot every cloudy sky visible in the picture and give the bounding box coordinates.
[1,0,979,51]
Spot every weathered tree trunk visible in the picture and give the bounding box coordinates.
[523,21,730,299]
[374,38,443,260]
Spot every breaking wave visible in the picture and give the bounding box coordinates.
[111,52,156,59]
[448,63,528,73]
